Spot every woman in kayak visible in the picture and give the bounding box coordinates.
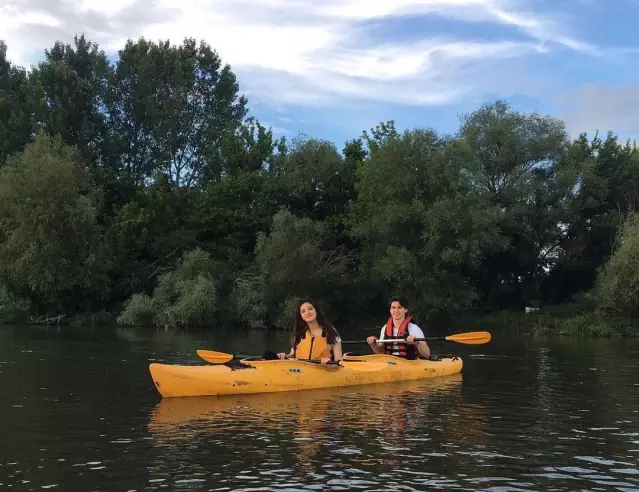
[277,298,343,364]
[366,296,431,359]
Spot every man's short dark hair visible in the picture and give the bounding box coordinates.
[389,296,409,310]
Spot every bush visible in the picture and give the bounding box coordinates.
[158,274,217,328]
[594,213,639,317]
[0,282,31,323]
[533,311,637,337]
[117,248,218,328]
[116,293,155,327]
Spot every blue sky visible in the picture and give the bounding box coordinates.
[2,0,639,147]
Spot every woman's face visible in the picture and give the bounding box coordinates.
[300,302,317,323]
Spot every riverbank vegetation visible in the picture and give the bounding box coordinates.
[1,36,638,336]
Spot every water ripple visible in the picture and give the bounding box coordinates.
[1,328,639,491]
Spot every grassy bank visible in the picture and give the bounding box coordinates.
[3,284,637,337]
[446,304,638,338]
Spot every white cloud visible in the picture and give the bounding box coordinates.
[314,0,492,20]
[0,0,602,112]
[555,84,639,140]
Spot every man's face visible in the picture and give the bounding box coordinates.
[390,301,407,321]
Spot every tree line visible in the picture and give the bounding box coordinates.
[0,35,637,334]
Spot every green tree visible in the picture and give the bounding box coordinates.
[105,37,247,187]
[0,133,109,314]
[273,136,357,223]
[0,41,34,165]
[232,209,354,329]
[349,126,504,318]
[459,101,570,307]
[594,213,639,317]
[361,120,399,155]
[29,35,111,165]
[106,172,198,303]
[213,117,282,176]
[195,171,282,262]
[545,133,639,303]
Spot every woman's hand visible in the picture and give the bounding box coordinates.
[277,352,288,359]
[367,336,377,345]
[320,357,330,365]
[406,335,416,344]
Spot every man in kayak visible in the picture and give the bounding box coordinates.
[276,298,343,364]
[366,296,431,359]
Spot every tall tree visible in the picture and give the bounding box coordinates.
[29,35,111,165]
[459,101,569,306]
[0,133,109,314]
[273,135,357,225]
[546,133,639,302]
[349,126,504,318]
[0,41,34,165]
[105,37,248,187]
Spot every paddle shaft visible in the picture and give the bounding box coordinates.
[342,331,491,345]
[234,354,341,364]
[196,349,346,366]
[238,356,342,366]
[342,337,443,344]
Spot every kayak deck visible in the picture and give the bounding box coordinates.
[149,354,463,398]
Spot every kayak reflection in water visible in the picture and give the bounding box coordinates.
[366,296,431,360]
[267,298,343,365]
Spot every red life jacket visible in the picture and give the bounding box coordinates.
[384,315,417,360]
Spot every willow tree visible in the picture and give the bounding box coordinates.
[0,133,109,314]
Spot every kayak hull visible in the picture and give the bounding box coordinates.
[149,354,463,398]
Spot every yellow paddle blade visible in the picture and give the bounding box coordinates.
[444,331,491,345]
[196,349,234,364]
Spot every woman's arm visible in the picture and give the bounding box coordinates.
[332,340,343,361]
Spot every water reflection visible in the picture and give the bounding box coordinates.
[146,375,498,488]
[1,325,639,491]
[148,375,464,432]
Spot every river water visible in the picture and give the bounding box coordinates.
[0,324,638,491]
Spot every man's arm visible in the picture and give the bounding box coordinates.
[366,327,386,354]
[409,324,430,358]
[415,340,430,358]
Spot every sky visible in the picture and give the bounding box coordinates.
[2,0,639,147]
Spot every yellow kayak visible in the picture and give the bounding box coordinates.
[149,354,463,398]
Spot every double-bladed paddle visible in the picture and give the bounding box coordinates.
[343,331,492,346]
[196,331,490,365]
